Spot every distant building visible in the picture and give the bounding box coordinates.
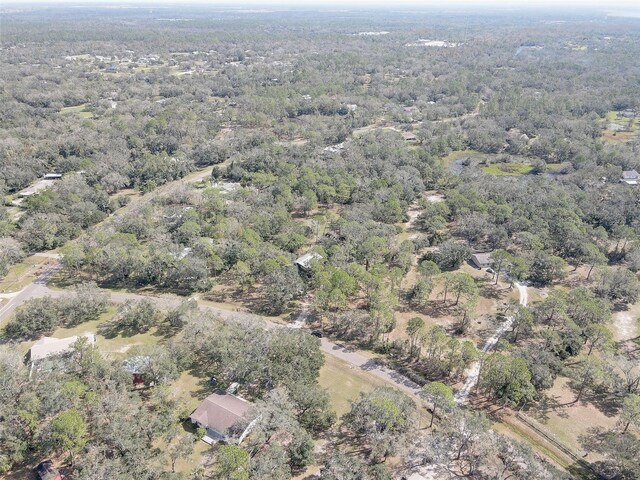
[29,333,96,363]
[470,252,492,269]
[295,251,323,273]
[402,474,429,480]
[620,170,639,185]
[401,131,418,142]
[189,392,256,444]
[43,173,63,180]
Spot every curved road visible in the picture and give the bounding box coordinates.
[0,267,424,398]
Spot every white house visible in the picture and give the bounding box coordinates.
[620,170,639,185]
[29,333,96,363]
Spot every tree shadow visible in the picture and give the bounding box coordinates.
[527,392,569,422]
[581,390,622,418]
[97,319,147,338]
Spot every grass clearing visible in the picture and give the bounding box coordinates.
[60,103,93,118]
[319,354,391,417]
[482,162,534,176]
[601,110,640,142]
[440,149,479,167]
[525,377,619,456]
[0,255,53,293]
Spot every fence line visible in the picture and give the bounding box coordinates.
[515,411,606,480]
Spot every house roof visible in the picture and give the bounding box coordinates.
[36,460,62,480]
[29,333,95,362]
[405,474,430,480]
[189,392,254,435]
[401,131,417,140]
[123,356,152,374]
[295,251,323,269]
[622,170,639,179]
[471,252,492,265]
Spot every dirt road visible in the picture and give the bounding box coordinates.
[454,281,528,403]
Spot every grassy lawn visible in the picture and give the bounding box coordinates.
[482,162,534,176]
[319,354,392,417]
[0,255,53,293]
[440,149,479,168]
[60,103,93,118]
[545,163,565,173]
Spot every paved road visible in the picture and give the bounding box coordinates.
[454,281,528,403]
[321,339,421,397]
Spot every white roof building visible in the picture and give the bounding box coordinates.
[295,252,323,272]
[621,170,639,185]
[29,333,96,362]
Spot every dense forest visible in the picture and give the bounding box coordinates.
[1,4,639,480]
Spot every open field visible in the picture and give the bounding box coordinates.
[601,110,640,142]
[319,354,392,417]
[482,162,534,176]
[60,103,93,118]
[525,376,619,458]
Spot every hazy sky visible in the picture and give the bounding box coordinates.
[6,0,640,7]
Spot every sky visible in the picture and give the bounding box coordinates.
[5,0,640,7]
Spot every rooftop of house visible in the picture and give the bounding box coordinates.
[621,169,639,179]
[190,392,254,436]
[29,333,95,362]
[295,251,323,269]
[401,131,417,140]
[36,460,63,480]
[471,252,492,264]
[122,356,152,374]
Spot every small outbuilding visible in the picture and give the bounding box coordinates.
[189,392,256,444]
[123,356,152,387]
[295,251,323,273]
[470,252,492,269]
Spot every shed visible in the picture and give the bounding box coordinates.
[189,392,256,444]
[295,252,323,272]
[470,252,492,269]
[123,356,151,386]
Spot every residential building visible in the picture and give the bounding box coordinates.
[620,170,639,185]
[29,333,96,363]
[470,252,492,269]
[189,392,256,444]
[295,251,323,273]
